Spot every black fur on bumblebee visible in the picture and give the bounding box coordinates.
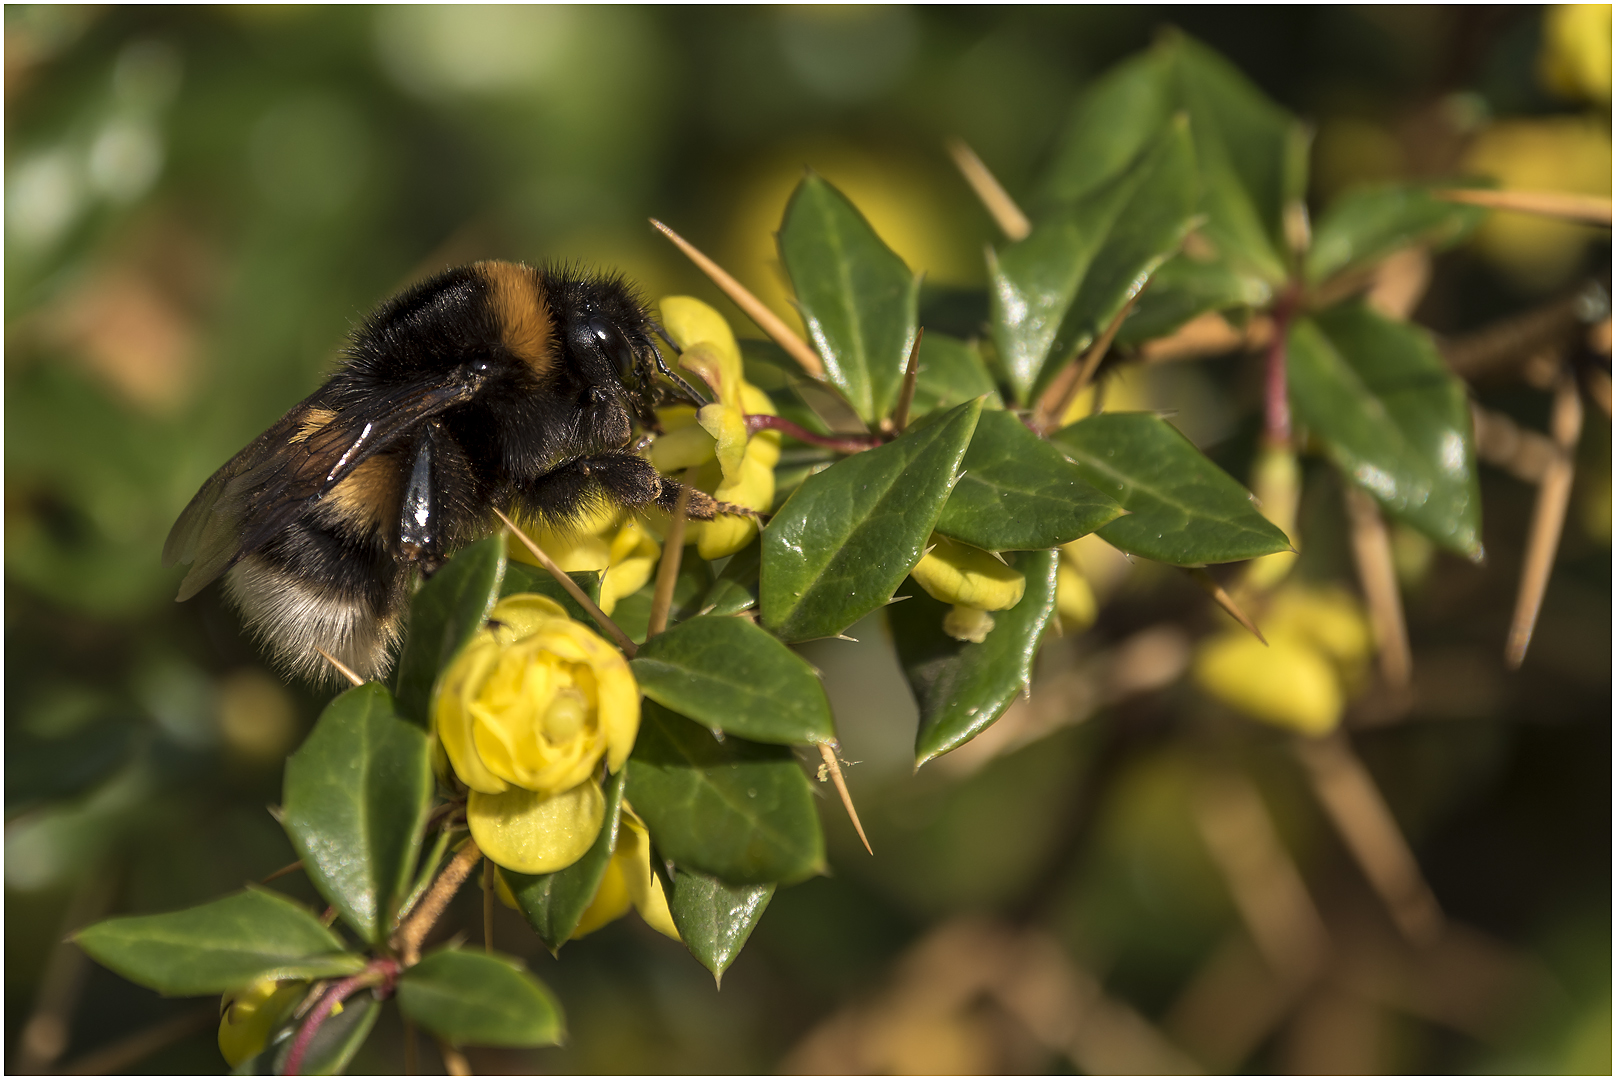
[164,260,724,683]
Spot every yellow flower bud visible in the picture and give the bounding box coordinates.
[660,297,742,375]
[218,978,306,1068]
[1242,444,1300,593]
[1055,559,1098,632]
[942,605,996,643]
[1194,633,1343,736]
[910,534,1026,611]
[571,811,679,941]
[435,594,639,874]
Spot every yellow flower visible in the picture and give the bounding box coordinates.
[1241,444,1300,594]
[218,978,306,1067]
[1540,4,1612,104]
[434,594,639,874]
[653,297,780,558]
[1192,584,1373,735]
[910,534,1026,643]
[508,505,660,617]
[571,810,680,941]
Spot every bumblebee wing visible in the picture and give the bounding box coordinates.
[165,374,483,601]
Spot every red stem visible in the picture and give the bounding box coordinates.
[1265,289,1300,448]
[745,414,880,454]
[282,960,397,1076]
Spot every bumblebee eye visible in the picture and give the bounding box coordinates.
[588,318,640,389]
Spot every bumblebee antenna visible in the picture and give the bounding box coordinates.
[647,335,708,408]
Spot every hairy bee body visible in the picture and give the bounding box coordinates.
[165,260,714,682]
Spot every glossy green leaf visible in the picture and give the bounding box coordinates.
[990,120,1199,403]
[891,550,1059,766]
[612,558,712,644]
[655,862,774,987]
[397,949,563,1049]
[626,702,825,885]
[74,888,364,997]
[697,537,760,617]
[500,767,627,952]
[1288,304,1482,558]
[283,683,432,944]
[761,398,982,642]
[1115,252,1271,347]
[1038,32,1300,291]
[268,991,379,1076]
[1305,183,1487,285]
[778,172,920,422]
[909,333,1002,415]
[392,534,505,725]
[499,563,604,624]
[1051,413,1291,564]
[935,408,1123,550]
[633,616,835,745]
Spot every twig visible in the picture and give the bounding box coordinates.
[284,965,392,1076]
[482,858,495,953]
[650,218,824,379]
[817,742,872,855]
[945,138,1031,242]
[17,867,118,1073]
[1033,287,1146,432]
[1442,286,1604,382]
[1186,568,1267,644]
[647,470,695,638]
[1433,187,1612,226]
[1505,370,1583,668]
[745,413,880,454]
[1472,401,1560,483]
[1585,366,1612,418]
[1139,311,1273,365]
[1263,289,1300,447]
[439,1039,474,1075]
[1293,733,1445,947]
[56,1005,216,1076]
[1193,768,1330,987]
[493,508,638,657]
[1342,486,1412,688]
[316,648,365,688]
[891,327,924,433]
[394,839,484,966]
[260,859,305,885]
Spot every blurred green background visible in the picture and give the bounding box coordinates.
[5,5,1609,1074]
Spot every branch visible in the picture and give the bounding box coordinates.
[494,509,638,657]
[393,839,483,966]
[745,413,880,454]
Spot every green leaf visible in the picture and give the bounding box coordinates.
[1051,413,1291,565]
[632,616,835,745]
[909,333,1002,415]
[761,398,982,642]
[283,683,433,944]
[778,172,920,422]
[397,949,563,1049]
[990,119,1199,404]
[500,767,627,952]
[1288,304,1482,558]
[697,537,760,617]
[268,991,379,1076]
[499,563,604,624]
[891,550,1059,766]
[626,702,825,885]
[392,534,505,725]
[935,408,1123,550]
[1305,183,1487,285]
[656,862,774,987]
[74,888,364,997]
[1037,32,1300,292]
[611,558,712,644]
[1114,252,1271,347]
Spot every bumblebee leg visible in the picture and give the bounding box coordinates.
[512,451,721,524]
[399,423,446,575]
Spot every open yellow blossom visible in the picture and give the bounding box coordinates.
[653,296,781,558]
[910,533,1026,643]
[435,594,639,874]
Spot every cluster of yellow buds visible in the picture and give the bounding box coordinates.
[1193,583,1373,735]
[509,503,660,617]
[910,533,1026,643]
[649,296,781,559]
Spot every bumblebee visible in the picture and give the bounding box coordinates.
[164,260,719,683]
